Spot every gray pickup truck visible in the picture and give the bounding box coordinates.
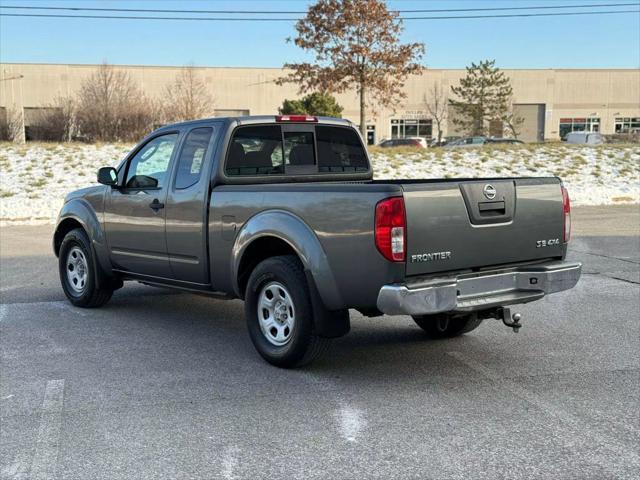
[54,115,581,367]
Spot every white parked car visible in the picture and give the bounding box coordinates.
[564,132,605,145]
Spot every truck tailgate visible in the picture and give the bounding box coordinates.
[402,178,565,276]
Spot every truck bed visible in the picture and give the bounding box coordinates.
[210,176,566,309]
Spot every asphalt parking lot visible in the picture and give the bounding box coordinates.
[1,205,639,480]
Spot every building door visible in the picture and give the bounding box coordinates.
[513,104,546,143]
[391,120,400,138]
[366,125,376,145]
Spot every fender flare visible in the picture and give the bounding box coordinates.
[231,210,343,310]
[54,199,113,280]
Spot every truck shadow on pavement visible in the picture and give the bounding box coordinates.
[97,287,477,382]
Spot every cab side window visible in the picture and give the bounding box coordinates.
[174,127,214,189]
[125,133,178,189]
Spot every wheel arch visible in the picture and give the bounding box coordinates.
[231,210,343,310]
[53,199,113,278]
[53,217,85,257]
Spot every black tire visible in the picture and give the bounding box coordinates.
[412,313,482,339]
[58,228,113,308]
[244,255,330,368]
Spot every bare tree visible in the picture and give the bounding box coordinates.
[278,0,424,138]
[0,107,22,142]
[76,62,157,142]
[502,99,525,139]
[423,83,448,145]
[163,65,214,122]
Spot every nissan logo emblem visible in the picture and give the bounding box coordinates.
[483,184,497,200]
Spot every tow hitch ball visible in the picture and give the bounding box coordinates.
[496,307,523,333]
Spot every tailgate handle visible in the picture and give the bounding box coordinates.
[478,200,506,215]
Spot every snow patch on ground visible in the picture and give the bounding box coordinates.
[0,143,132,225]
[0,142,638,225]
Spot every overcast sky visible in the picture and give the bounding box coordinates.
[1,0,639,69]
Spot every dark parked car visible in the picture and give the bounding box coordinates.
[446,136,524,147]
[379,137,428,148]
[54,115,581,367]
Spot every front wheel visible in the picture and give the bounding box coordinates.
[412,313,482,338]
[58,228,113,308]
[244,255,330,368]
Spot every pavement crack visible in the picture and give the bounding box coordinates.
[571,249,640,265]
[582,272,640,285]
[603,275,640,285]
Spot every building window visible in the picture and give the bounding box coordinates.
[559,117,600,140]
[390,119,432,140]
[615,117,640,133]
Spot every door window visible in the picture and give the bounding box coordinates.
[125,133,178,189]
[174,127,214,189]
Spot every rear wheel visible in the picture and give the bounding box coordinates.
[412,313,482,338]
[58,228,113,308]
[244,255,330,368]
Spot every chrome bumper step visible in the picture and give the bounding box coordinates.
[376,261,582,316]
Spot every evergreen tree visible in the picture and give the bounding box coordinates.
[279,92,344,117]
[449,60,516,136]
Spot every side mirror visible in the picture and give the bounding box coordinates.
[97,167,118,186]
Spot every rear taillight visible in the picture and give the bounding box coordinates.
[562,185,571,242]
[375,197,406,262]
[275,115,318,122]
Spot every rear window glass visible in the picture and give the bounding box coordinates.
[316,126,368,172]
[225,124,368,176]
[226,125,284,176]
[284,131,315,166]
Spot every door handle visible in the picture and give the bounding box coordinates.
[149,199,165,211]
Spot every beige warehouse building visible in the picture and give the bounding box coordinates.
[1,62,639,143]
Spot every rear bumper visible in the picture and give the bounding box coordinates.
[376,261,582,316]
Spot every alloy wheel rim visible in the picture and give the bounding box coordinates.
[257,281,295,346]
[66,246,88,294]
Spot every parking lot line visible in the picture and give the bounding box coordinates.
[335,402,367,443]
[221,445,240,480]
[0,300,89,318]
[447,351,640,475]
[30,379,65,480]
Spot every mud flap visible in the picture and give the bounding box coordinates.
[305,270,350,338]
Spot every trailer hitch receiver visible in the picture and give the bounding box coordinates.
[496,307,522,333]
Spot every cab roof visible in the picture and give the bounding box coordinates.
[154,115,355,133]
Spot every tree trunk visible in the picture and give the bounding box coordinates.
[359,81,366,139]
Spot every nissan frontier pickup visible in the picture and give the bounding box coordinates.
[54,115,581,367]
